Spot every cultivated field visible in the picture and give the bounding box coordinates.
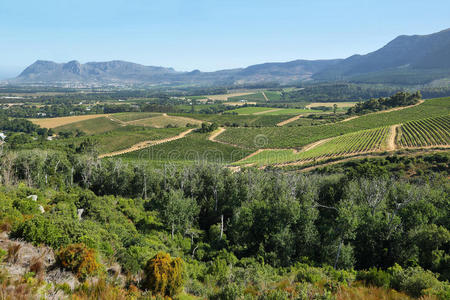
[237,127,391,166]
[306,102,357,108]
[120,131,253,166]
[397,115,450,148]
[54,117,121,135]
[112,112,162,122]
[29,114,108,128]
[216,98,450,149]
[204,91,255,101]
[128,115,202,128]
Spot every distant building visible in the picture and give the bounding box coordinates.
[0,132,6,140]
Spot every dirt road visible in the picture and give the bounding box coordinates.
[276,114,304,126]
[386,125,399,151]
[208,127,226,141]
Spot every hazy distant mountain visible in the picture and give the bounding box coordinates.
[8,28,450,87]
[314,28,450,83]
[17,60,179,84]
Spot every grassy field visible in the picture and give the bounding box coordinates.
[29,114,108,128]
[112,112,162,122]
[128,115,202,128]
[54,117,122,135]
[120,131,253,166]
[237,127,390,166]
[216,97,450,149]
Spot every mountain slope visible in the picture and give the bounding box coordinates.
[314,28,450,82]
[8,28,450,86]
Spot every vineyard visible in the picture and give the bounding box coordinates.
[237,127,390,166]
[397,115,450,148]
[217,97,450,149]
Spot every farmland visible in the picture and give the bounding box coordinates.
[112,112,162,122]
[216,97,450,149]
[128,114,202,128]
[54,116,122,135]
[52,126,186,154]
[169,113,293,127]
[227,91,282,102]
[397,115,450,148]
[29,114,108,128]
[120,131,253,166]
[237,126,390,166]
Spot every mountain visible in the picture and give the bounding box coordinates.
[7,28,450,87]
[314,28,450,83]
[17,60,179,85]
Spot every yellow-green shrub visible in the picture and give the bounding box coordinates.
[142,252,184,297]
[56,243,100,280]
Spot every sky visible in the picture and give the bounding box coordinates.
[0,0,449,79]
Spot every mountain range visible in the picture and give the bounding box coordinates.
[6,28,450,87]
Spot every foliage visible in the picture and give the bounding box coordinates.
[142,252,184,297]
[56,243,100,280]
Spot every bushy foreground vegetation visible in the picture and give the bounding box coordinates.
[0,148,449,298]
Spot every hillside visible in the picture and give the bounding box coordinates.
[7,28,450,86]
[314,28,450,83]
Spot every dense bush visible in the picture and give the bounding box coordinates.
[142,252,184,297]
[56,243,100,280]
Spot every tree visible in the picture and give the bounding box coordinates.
[162,190,199,238]
[333,103,338,114]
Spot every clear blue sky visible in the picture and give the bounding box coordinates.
[0,0,449,79]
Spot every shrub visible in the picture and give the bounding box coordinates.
[56,243,100,280]
[295,264,327,284]
[356,268,391,288]
[142,252,184,297]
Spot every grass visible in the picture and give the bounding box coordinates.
[217,97,450,149]
[128,115,202,128]
[237,127,390,166]
[112,112,162,122]
[120,131,253,166]
[54,117,121,135]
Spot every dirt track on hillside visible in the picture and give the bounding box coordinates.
[276,114,304,126]
[99,128,195,158]
[253,109,281,115]
[386,125,399,151]
[208,127,226,141]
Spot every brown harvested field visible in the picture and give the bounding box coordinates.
[29,114,109,128]
[306,102,357,108]
[128,115,203,128]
